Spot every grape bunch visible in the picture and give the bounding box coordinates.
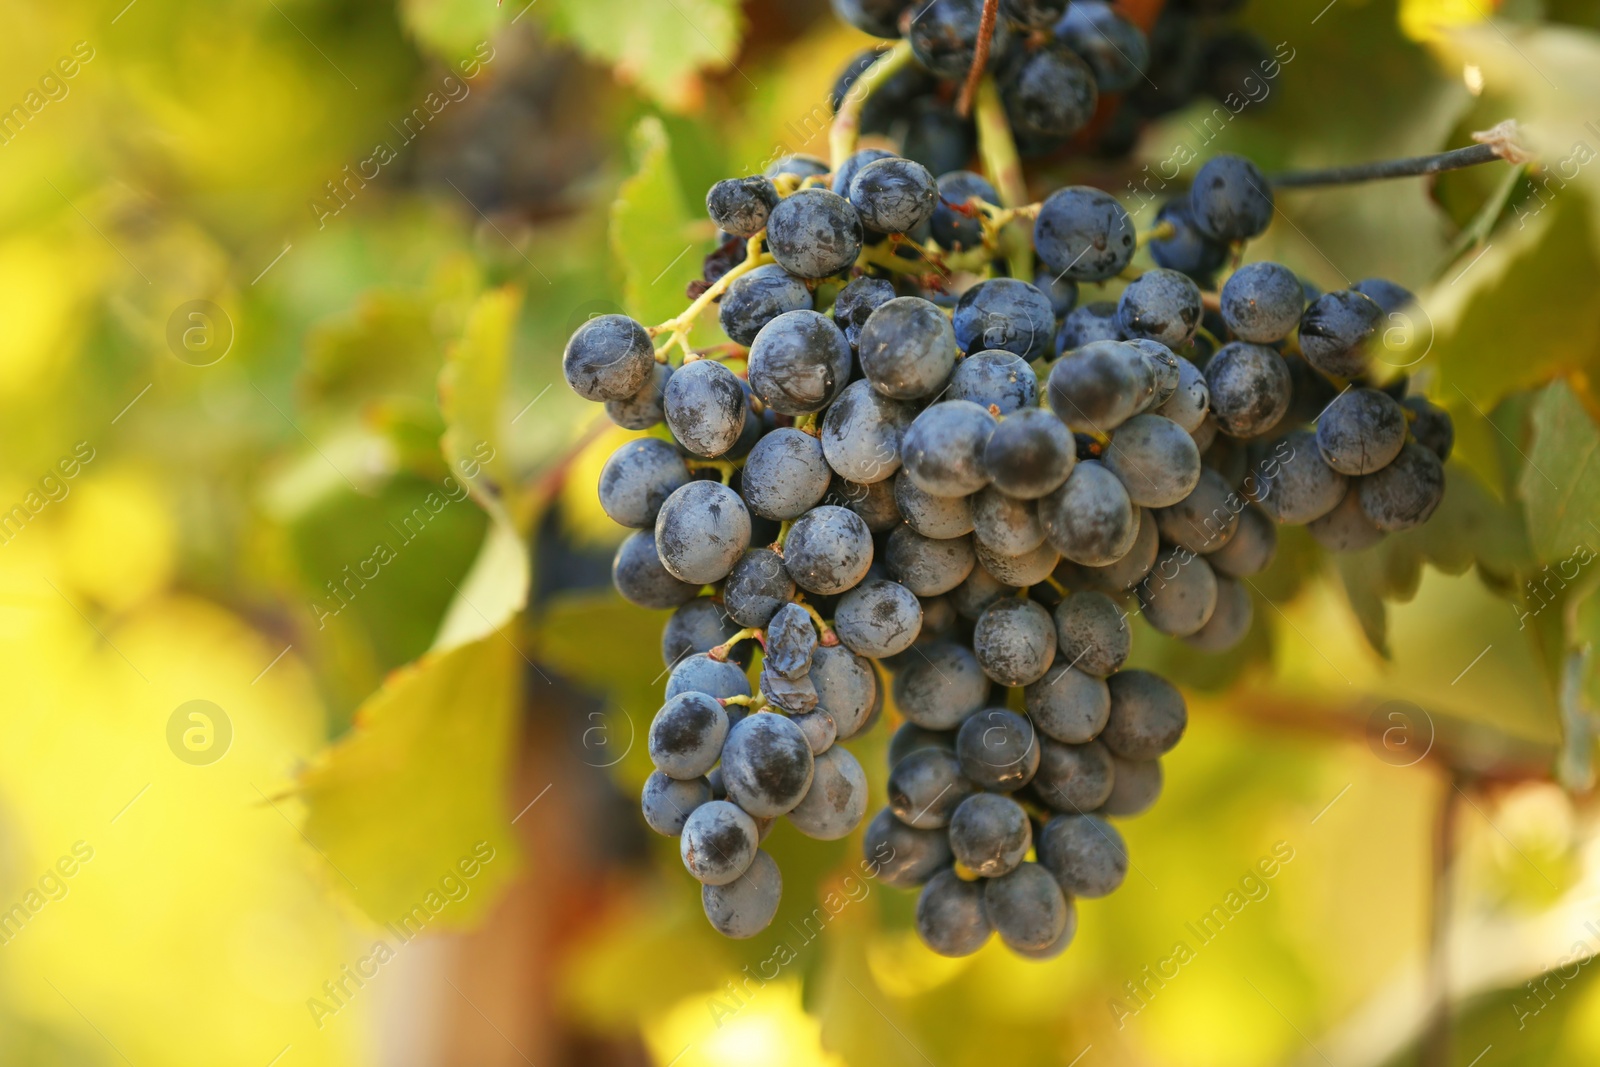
[829,0,1272,170]
[560,0,1455,950]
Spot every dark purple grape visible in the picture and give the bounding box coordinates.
[953,278,1057,361]
[1034,187,1136,282]
[706,177,780,238]
[765,188,864,279]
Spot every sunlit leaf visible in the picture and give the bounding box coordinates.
[611,117,719,334]
[1521,380,1600,563]
[544,0,744,111]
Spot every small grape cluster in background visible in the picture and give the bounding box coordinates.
[560,0,1457,959]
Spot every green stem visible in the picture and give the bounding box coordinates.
[1434,162,1528,281]
[974,75,1031,280]
[829,41,915,169]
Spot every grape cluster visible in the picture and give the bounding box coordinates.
[830,0,1270,168]
[560,0,1454,952]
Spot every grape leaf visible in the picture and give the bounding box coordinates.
[611,116,718,334]
[543,0,744,111]
[439,284,523,519]
[1520,380,1600,563]
[298,633,522,927]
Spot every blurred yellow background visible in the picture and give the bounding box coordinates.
[2,0,1599,1065]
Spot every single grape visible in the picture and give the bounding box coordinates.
[1004,43,1099,138]
[916,868,992,957]
[949,793,1033,877]
[706,176,780,237]
[665,652,752,702]
[747,309,851,416]
[1061,504,1158,593]
[832,275,896,350]
[787,747,869,840]
[1023,663,1111,744]
[1056,1,1150,94]
[835,579,924,658]
[1036,813,1128,897]
[598,437,690,529]
[974,598,1058,687]
[931,171,999,250]
[1012,904,1079,960]
[1220,261,1304,343]
[1188,153,1273,242]
[978,411,1072,505]
[886,526,977,596]
[1299,289,1382,378]
[722,549,796,628]
[661,598,744,669]
[649,692,730,779]
[679,799,759,885]
[812,644,879,739]
[901,400,998,497]
[721,712,816,817]
[702,848,782,938]
[1136,547,1219,636]
[971,486,1046,555]
[1056,300,1125,351]
[821,378,917,485]
[1317,387,1407,476]
[953,279,1057,362]
[563,313,655,402]
[1034,187,1136,282]
[764,154,830,180]
[956,707,1041,791]
[613,531,700,610]
[1256,430,1347,524]
[783,504,874,595]
[1148,198,1228,282]
[951,561,1014,619]
[1102,670,1187,759]
[1154,467,1242,553]
[664,358,748,458]
[764,602,817,681]
[719,264,814,346]
[863,808,954,889]
[654,480,751,585]
[641,769,714,839]
[1402,396,1454,461]
[1351,277,1415,314]
[890,746,977,828]
[1039,460,1139,565]
[893,641,990,729]
[828,475,903,531]
[766,188,864,279]
[760,664,819,714]
[831,147,896,199]
[1153,354,1209,433]
[975,538,1060,587]
[1357,441,1445,531]
[791,708,837,755]
[1034,268,1079,319]
[1183,573,1253,651]
[1127,338,1181,407]
[1030,738,1115,814]
[1117,268,1203,349]
[984,862,1069,953]
[895,471,975,539]
[1098,755,1162,816]
[849,156,940,234]
[1047,340,1155,432]
[909,0,1012,79]
[888,722,956,767]
[1103,413,1202,508]
[606,360,672,430]
[1206,501,1277,576]
[741,427,832,521]
[1204,342,1291,438]
[857,296,960,400]
[1053,590,1131,677]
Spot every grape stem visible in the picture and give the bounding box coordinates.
[1135,220,1176,248]
[973,75,1032,279]
[828,40,915,169]
[1269,124,1528,189]
[685,457,741,484]
[707,628,764,661]
[650,235,771,362]
[796,599,840,647]
[955,0,1001,119]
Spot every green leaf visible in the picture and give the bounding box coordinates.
[432,510,529,653]
[299,633,522,927]
[1521,379,1600,563]
[610,117,717,334]
[544,0,744,111]
[398,0,507,64]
